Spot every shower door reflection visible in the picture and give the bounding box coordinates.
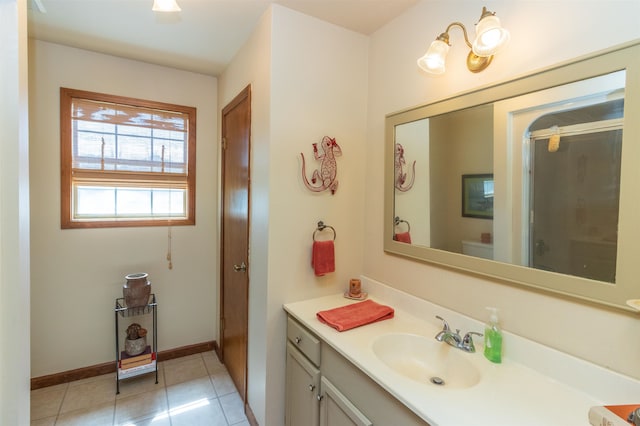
[529,113,622,282]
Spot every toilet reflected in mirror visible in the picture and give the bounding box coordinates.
[461,240,493,260]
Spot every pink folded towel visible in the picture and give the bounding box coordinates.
[393,232,412,244]
[316,300,394,332]
[312,240,335,276]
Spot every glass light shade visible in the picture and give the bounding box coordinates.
[417,40,450,75]
[472,15,510,57]
[152,0,181,12]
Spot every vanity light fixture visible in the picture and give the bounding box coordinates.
[152,0,181,12]
[417,7,510,75]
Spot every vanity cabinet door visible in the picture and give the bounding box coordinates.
[286,342,320,426]
[319,376,373,426]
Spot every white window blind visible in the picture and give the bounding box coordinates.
[72,98,188,174]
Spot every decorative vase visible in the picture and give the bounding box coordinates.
[123,273,151,307]
[124,336,147,356]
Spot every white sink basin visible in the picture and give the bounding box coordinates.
[372,333,481,389]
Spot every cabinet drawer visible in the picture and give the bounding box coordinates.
[287,317,321,367]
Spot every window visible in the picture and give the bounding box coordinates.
[60,88,196,228]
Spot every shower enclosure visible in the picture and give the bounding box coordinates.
[527,100,623,283]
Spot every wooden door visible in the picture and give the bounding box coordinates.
[220,86,251,402]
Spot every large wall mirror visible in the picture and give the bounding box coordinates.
[384,40,640,311]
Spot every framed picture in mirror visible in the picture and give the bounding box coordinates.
[461,174,494,219]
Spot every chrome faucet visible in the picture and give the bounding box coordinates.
[434,316,461,345]
[435,316,482,353]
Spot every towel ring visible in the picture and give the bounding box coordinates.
[394,216,411,233]
[313,221,336,241]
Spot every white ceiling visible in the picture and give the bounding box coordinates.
[27,0,419,76]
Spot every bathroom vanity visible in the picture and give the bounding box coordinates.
[285,315,425,426]
[284,277,640,426]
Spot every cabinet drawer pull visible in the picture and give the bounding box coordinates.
[308,384,315,391]
[317,394,324,401]
[294,336,302,344]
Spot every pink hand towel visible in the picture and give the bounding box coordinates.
[394,232,412,244]
[317,300,394,332]
[312,240,335,276]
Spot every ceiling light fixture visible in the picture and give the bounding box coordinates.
[417,7,509,75]
[152,0,182,12]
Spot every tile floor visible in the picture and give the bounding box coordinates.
[30,351,250,426]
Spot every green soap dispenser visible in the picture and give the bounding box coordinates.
[484,307,502,363]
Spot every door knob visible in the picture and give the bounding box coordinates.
[233,262,247,272]
[535,239,550,257]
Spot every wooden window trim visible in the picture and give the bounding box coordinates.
[60,87,196,229]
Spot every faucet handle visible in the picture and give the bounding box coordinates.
[435,315,450,331]
[461,331,483,352]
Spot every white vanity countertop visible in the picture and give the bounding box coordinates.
[283,277,640,426]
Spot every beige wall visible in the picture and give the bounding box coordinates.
[429,105,493,252]
[1,0,31,423]
[366,0,640,381]
[219,5,368,424]
[29,40,218,377]
[269,6,368,425]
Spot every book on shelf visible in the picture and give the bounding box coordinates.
[120,357,153,370]
[119,346,155,369]
[120,353,154,367]
[588,404,639,426]
[120,346,151,361]
[118,359,156,377]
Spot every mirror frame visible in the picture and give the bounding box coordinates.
[384,40,640,311]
